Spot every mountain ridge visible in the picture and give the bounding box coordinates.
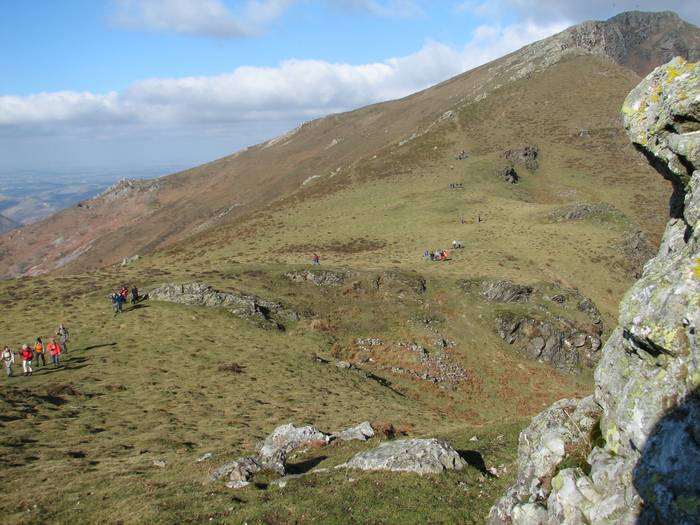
[0,10,698,279]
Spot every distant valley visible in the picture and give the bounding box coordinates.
[0,165,191,228]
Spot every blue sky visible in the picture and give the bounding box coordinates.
[1,0,697,175]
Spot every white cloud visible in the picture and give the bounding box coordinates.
[328,0,421,17]
[109,0,423,38]
[0,20,563,131]
[109,0,295,37]
[456,0,700,25]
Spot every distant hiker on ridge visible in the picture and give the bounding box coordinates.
[131,286,139,305]
[2,346,14,377]
[311,254,320,265]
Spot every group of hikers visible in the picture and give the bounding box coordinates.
[426,249,450,261]
[111,285,141,313]
[2,324,69,377]
[424,241,463,262]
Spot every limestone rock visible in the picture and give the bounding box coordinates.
[283,269,345,286]
[257,423,330,460]
[463,278,604,373]
[331,421,375,442]
[477,279,533,303]
[504,145,539,170]
[494,313,600,373]
[149,282,299,329]
[121,254,140,266]
[341,438,467,474]
[490,58,700,525]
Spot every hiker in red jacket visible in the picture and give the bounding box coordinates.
[19,344,33,376]
[47,338,62,367]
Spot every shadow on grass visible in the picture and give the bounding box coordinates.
[127,304,150,312]
[458,450,494,477]
[364,371,405,398]
[82,343,117,351]
[286,455,327,475]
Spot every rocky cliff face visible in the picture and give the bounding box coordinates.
[489,57,700,525]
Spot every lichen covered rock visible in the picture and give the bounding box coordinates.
[490,58,700,525]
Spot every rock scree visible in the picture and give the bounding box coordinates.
[489,57,700,525]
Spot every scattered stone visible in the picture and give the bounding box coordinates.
[356,338,382,348]
[196,452,213,463]
[340,438,467,474]
[469,436,479,442]
[335,360,352,369]
[121,254,140,266]
[331,421,375,442]
[153,459,166,468]
[384,342,469,384]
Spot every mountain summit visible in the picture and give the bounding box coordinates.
[1,11,698,279]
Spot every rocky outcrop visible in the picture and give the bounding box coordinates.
[339,438,467,474]
[504,145,539,171]
[473,279,533,303]
[495,313,602,373]
[548,202,625,223]
[462,279,604,373]
[149,282,300,330]
[498,165,519,184]
[283,269,346,286]
[490,58,700,525]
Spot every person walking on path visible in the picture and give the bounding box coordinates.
[19,344,33,376]
[311,254,320,265]
[111,292,120,314]
[34,337,46,367]
[56,324,69,354]
[2,346,14,377]
[131,286,139,305]
[47,338,62,367]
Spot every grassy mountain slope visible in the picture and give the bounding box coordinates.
[0,11,696,280]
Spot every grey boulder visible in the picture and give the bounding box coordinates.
[341,438,466,474]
